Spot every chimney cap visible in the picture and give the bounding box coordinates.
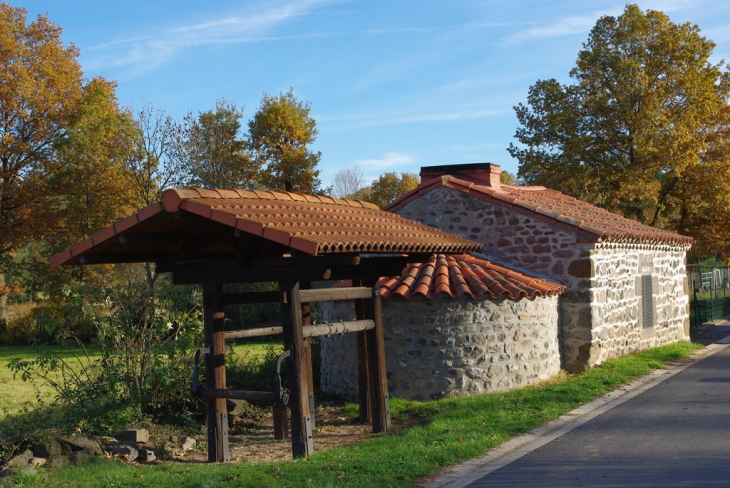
[419,162,502,189]
[420,162,500,174]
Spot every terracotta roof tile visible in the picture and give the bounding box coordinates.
[375,254,566,300]
[386,176,693,246]
[51,188,482,267]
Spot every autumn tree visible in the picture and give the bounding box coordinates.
[121,103,189,297]
[0,4,84,323]
[125,103,186,209]
[332,165,366,198]
[52,78,137,244]
[508,4,730,235]
[365,172,420,208]
[179,99,258,189]
[248,89,324,194]
[46,78,138,297]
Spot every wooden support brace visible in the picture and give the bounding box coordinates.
[223,320,375,341]
[273,402,289,440]
[196,387,280,403]
[354,279,370,424]
[203,282,228,462]
[280,280,313,458]
[364,284,391,433]
[301,291,316,429]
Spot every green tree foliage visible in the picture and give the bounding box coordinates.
[365,172,420,208]
[0,4,84,323]
[248,89,324,194]
[500,170,519,185]
[508,4,730,247]
[179,99,258,190]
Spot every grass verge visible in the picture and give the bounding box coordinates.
[5,341,702,488]
[0,342,279,421]
[0,345,103,420]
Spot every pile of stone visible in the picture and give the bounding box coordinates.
[0,428,197,481]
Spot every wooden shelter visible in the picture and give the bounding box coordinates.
[51,188,482,462]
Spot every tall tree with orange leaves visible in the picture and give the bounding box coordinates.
[0,3,84,324]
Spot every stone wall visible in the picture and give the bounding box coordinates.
[394,186,691,370]
[319,294,561,401]
[579,244,690,366]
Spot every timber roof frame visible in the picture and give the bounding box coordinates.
[50,188,484,283]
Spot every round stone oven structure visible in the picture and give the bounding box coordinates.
[319,254,566,401]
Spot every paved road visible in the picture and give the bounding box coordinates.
[465,345,730,487]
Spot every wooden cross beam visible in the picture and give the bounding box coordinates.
[200,280,390,462]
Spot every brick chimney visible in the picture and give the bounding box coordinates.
[420,163,502,190]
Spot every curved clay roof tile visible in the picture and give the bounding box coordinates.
[381,254,565,300]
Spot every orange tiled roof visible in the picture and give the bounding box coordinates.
[386,176,693,246]
[51,188,483,268]
[376,254,566,300]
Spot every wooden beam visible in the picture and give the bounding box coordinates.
[304,320,375,337]
[223,320,375,341]
[203,283,228,462]
[354,279,370,424]
[170,261,332,284]
[117,233,195,245]
[365,284,391,433]
[280,280,313,458]
[273,402,288,440]
[299,287,372,303]
[301,284,315,429]
[196,387,279,403]
[224,326,282,340]
[223,228,252,267]
[78,253,164,265]
[167,253,437,285]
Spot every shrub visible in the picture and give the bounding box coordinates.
[1,299,96,346]
[7,286,205,435]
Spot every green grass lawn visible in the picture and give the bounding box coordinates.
[0,345,101,419]
[0,342,280,420]
[5,341,702,488]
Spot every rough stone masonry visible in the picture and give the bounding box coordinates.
[320,293,561,401]
[393,185,690,371]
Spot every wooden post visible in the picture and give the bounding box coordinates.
[203,282,228,462]
[280,280,313,457]
[301,298,316,428]
[354,279,370,424]
[364,282,391,433]
[273,402,288,440]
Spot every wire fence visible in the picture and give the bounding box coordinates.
[687,266,730,327]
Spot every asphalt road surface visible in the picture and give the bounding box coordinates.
[466,345,730,487]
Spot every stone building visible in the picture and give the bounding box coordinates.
[319,254,566,400]
[386,163,694,371]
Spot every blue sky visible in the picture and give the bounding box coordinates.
[15,0,730,187]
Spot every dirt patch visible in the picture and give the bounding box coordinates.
[171,401,383,463]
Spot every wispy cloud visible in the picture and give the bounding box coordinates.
[320,104,508,132]
[502,9,620,46]
[501,1,703,46]
[82,1,445,77]
[83,0,333,74]
[356,152,415,169]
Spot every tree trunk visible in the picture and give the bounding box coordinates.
[0,272,7,330]
[144,262,157,298]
